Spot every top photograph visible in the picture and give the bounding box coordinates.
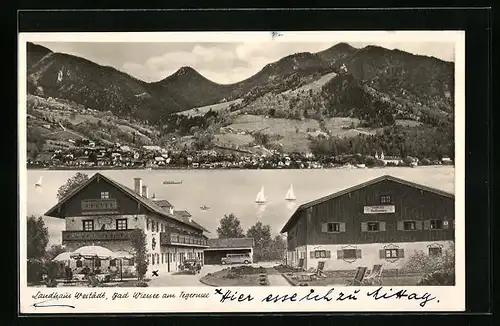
[25,37,454,171]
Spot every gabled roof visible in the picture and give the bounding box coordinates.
[280,174,454,233]
[44,172,209,233]
[208,237,255,249]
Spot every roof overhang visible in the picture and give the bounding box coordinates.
[204,247,253,251]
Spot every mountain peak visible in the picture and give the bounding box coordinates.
[331,42,357,51]
[174,66,198,77]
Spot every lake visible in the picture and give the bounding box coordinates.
[25,166,455,245]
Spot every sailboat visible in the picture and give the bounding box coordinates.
[255,186,266,204]
[35,176,43,187]
[285,184,296,201]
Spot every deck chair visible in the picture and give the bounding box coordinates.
[294,258,305,271]
[345,266,368,286]
[363,264,384,285]
[315,261,327,278]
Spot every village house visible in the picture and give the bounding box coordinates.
[280,175,454,271]
[44,173,209,275]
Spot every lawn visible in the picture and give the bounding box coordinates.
[200,266,271,287]
[214,133,254,148]
[227,115,320,153]
[281,270,423,287]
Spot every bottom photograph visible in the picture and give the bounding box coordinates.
[25,167,455,288]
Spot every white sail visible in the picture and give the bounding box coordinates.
[285,184,296,201]
[255,186,266,203]
[35,176,43,186]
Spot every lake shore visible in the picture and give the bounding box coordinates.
[27,164,453,171]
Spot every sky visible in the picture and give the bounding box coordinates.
[37,41,455,85]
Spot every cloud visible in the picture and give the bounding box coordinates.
[116,41,454,84]
[121,42,334,84]
[123,44,246,83]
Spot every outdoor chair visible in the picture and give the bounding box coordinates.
[315,261,327,278]
[363,264,384,286]
[345,266,368,286]
[294,258,305,272]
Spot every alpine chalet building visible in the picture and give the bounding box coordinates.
[280,175,454,271]
[44,173,209,274]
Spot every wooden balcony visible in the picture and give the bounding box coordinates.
[62,229,135,242]
[160,232,209,247]
[80,199,119,215]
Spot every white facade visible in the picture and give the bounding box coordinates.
[287,240,454,271]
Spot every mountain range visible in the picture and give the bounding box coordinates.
[26,41,454,125]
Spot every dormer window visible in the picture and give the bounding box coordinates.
[101,192,109,199]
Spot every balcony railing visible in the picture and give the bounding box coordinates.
[160,232,208,247]
[62,229,135,242]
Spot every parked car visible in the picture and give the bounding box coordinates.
[179,259,202,274]
[221,253,252,265]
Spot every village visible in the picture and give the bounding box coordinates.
[27,138,453,170]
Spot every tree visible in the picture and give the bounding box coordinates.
[56,172,89,201]
[216,214,245,239]
[45,244,66,261]
[27,215,49,260]
[246,222,272,262]
[269,235,287,261]
[130,229,148,283]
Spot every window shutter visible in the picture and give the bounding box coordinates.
[397,221,404,231]
[379,222,386,232]
[416,221,423,230]
[340,223,346,232]
[326,251,331,258]
[355,249,362,259]
[361,222,368,232]
[379,249,385,259]
[398,249,405,258]
[310,251,315,259]
[423,220,431,230]
[337,250,344,260]
[321,223,328,232]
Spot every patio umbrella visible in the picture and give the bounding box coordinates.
[114,251,135,281]
[70,245,118,259]
[52,252,72,262]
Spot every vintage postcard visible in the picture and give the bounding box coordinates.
[18,31,465,313]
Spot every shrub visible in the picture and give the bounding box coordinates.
[419,158,432,166]
[417,271,455,285]
[27,259,44,284]
[403,242,455,285]
[136,281,148,287]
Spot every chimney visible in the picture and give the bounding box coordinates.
[151,193,156,200]
[134,178,143,196]
[169,207,174,215]
[142,185,149,199]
